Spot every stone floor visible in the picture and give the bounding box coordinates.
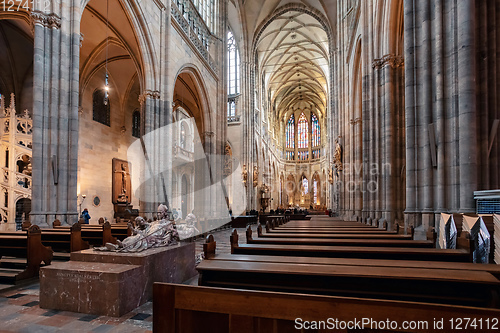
[0,226,240,333]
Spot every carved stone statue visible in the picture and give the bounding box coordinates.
[334,139,343,171]
[253,166,259,187]
[94,204,179,252]
[242,164,248,187]
[176,212,199,239]
[113,159,132,204]
[328,168,334,184]
[118,164,128,195]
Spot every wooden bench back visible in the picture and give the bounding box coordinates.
[153,283,500,333]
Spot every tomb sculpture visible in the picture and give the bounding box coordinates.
[94,204,179,252]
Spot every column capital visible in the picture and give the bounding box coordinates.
[202,131,215,138]
[31,11,61,30]
[138,90,161,105]
[372,54,404,70]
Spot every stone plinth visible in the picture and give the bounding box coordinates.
[70,242,197,299]
[40,262,142,317]
[40,242,196,317]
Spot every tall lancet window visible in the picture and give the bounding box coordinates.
[227,30,240,96]
[297,113,308,149]
[286,114,295,149]
[311,113,320,147]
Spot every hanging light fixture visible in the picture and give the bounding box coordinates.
[104,0,110,106]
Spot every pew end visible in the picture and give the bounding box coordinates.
[28,225,53,266]
[203,234,216,259]
[257,224,263,237]
[265,221,270,233]
[21,221,32,230]
[406,225,415,239]
[70,223,90,252]
[102,221,118,245]
[457,231,474,262]
[383,221,388,230]
[246,225,253,242]
[126,222,134,237]
[230,229,239,254]
[52,219,61,227]
[426,227,437,247]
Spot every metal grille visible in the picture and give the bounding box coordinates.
[477,199,500,214]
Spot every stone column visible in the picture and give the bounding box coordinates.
[374,55,404,229]
[404,0,419,230]
[433,0,446,227]
[457,0,477,213]
[30,10,79,227]
[203,131,215,217]
[139,90,164,217]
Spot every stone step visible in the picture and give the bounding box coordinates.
[0,268,24,284]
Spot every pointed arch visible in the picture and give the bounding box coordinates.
[80,0,160,91]
[173,64,213,136]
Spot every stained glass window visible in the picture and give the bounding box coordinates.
[298,113,308,149]
[286,115,295,149]
[312,113,320,147]
[312,149,321,159]
[313,179,318,205]
[298,151,309,161]
[302,177,308,195]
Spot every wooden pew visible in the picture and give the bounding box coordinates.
[259,215,285,226]
[284,221,380,227]
[230,230,470,262]
[154,283,500,333]
[203,235,500,279]
[54,221,117,246]
[275,224,388,230]
[0,224,89,254]
[0,225,53,281]
[266,221,403,235]
[285,213,310,220]
[205,232,500,277]
[53,219,131,240]
[197,258,499,308]
[246,226,432,248]
[41,223,90,253]
[230,215,258,228]
[257,224,411,240]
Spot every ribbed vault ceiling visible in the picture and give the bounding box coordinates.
[256,11,329,119]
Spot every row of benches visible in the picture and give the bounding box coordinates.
[0,222,133,282]
[154,216,500,332]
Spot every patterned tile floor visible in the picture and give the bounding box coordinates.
[0,226,243,333]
